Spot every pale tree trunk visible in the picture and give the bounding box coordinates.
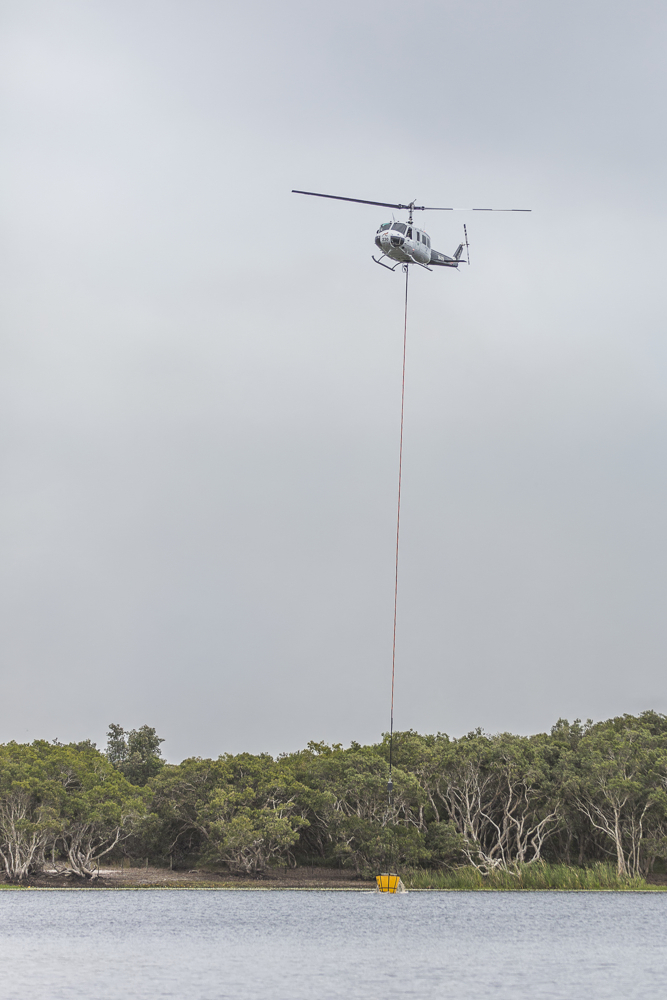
[575,798,630,876]
[434,765,559,873]
[0,794,56,882]
[61,824,125,878]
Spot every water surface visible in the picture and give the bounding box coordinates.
[1,889,665,999]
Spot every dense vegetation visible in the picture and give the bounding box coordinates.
[2,713,667,882]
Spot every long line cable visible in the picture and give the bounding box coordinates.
[388,263,410,798]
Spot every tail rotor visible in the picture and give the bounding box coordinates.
[464,224,470,266]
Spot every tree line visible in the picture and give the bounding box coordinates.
[1,712,667,881]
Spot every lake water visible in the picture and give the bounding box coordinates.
[0,889,665,999]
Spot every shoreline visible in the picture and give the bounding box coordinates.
[2,886,667,892]
[1,865,666,891]
[0,865,373,892]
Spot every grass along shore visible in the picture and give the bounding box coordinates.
[401,862,659,891]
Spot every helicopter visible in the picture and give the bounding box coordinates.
[292,189,531,271]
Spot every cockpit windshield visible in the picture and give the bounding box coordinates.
[378,222,391,231]
[392,223,407,234]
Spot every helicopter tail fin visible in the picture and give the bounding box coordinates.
[454,243,464,260]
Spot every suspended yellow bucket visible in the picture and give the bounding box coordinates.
[375,872,406,893]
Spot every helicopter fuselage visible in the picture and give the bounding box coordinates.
[374,222,461,268]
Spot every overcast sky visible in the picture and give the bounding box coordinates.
[2,0,667,761]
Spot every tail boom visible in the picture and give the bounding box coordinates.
[429,247,461,267]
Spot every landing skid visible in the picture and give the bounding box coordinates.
[372,255,400,271]
[372,254,433,273]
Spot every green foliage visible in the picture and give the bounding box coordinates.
[0,742,62,881]
[54,743,146,877]
[4,710,667,884]
[139,756,224,865]
[561,716,667,876]
[0,741,145,881]
[424,820,467,865]
[285,742,432,875]
[198,753,308,873]
[105,724,165,786]
[144,753,308,873]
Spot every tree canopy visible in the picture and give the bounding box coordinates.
[2,712,667,881]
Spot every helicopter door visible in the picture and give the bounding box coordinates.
[412,230,429,263]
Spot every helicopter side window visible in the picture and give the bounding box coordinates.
[407,228,412,239]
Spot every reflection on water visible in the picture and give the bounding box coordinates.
[1,889,666,999]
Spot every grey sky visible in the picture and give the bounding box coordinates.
[2,0,667,761]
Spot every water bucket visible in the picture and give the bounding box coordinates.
[375,873,405,893]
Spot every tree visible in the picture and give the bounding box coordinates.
[198,754,309,873]
[143,756,229,866]
[0,740,145,881]
[379,729,561,873]
[145,753,309,874]
[52,743,146,878]
[563,716,667,876]
[0,742,62,882]
[286,742,432,876]
[105,723,165,785]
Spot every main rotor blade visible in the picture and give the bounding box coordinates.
[423,207,532,212]
[292,190,411,210]
[292,190,532,212]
